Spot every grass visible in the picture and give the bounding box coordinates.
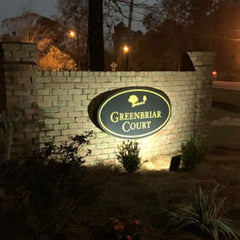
[1,152,240,240]
[70,151,240,240]
[1,150,240,240]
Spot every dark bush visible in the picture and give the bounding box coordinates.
[41,131,93,165]
[0,132,101,240]
[181,134,207,171]
[116,141,142,172]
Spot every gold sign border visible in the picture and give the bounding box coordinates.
[97,88,171,139]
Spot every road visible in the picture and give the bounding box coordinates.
[211,81,240,150]
[213,81,240,90]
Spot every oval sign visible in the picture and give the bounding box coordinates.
[97,87,171,139]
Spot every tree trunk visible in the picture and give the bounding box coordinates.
[128,0,134,31]
[88,0,105,71]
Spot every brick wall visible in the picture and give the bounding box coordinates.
[0,42,214,168]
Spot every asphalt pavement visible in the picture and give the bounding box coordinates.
[211,81,240,150]
[213,81,240,91]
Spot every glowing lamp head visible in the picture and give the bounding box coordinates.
[69,30,76,38]
[123,45,129,53]
[212,70,217,78]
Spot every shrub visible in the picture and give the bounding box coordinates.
[41,131,93,165]
[0,109,22,162]
[181,134,206,170]
[0,132,100,240]
[116,141,142,172]
[166,185,239,240]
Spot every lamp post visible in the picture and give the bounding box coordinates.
[68,29,82,69]
[123,45,129,71]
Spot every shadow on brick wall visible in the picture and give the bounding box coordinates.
[88,89,121,129]
[0,46,7,110]
[180,52,195,71]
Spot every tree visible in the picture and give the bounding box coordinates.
[1,12,40,42]
[107,0,151,30]
[126,21,183,71]
[1,12,63,45]
[0,12,73,70]
[88,0,105,70]
[143,0,240,73]
[213,1,240,75]
[57,0,151,71]
[38,45,77,71]
[87,0,147,70]
[112,22,129,69]
[145,0,229,49]
[57,0,88,70]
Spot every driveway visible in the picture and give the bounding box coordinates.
[210,83,240,150]
[213,81,240,91]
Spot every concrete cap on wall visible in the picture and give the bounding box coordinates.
[187,51,215,68]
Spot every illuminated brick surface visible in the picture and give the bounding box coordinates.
[0,43,213,168]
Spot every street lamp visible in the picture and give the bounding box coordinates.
[123,45,129,71]
[68,29,82,69]
[69,30,76,38]
[123,45,129,54]
[212,70,217,80]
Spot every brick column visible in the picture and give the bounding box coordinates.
[187,52,214,137]
[0,42,39,157]
[0,45,7,110]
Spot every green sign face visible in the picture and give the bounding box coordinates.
[97,87,171,139]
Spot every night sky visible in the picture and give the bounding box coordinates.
[0,0,58,21]
[0,0,155,32]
